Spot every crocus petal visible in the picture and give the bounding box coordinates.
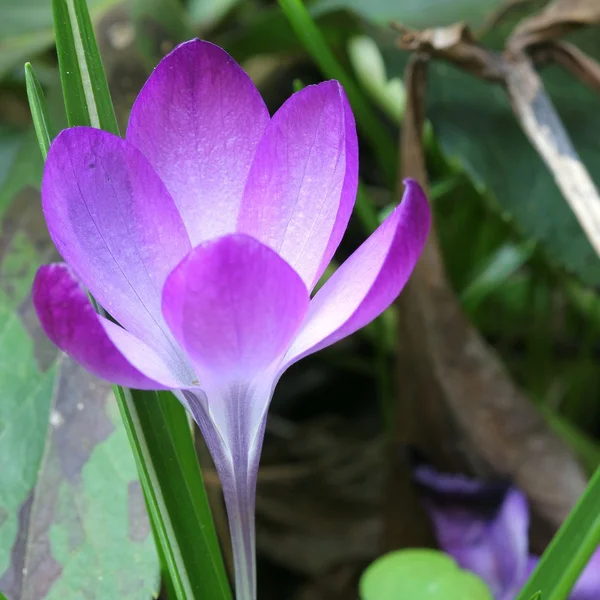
[42,127,192,372]
[237,81,358,289]
[490,489,531,600]
[127,39,269,245]
[33,264,187,389]
[162,234,309,383]
[283,179,429,366]
[415,467,530,600]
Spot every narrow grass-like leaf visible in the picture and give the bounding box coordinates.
[25,63,55,159]
[49,0,231,598]
[461,240,536,311]
[278,0,397,184]
[53,0,117,130]
[516,466,600,600]
[115,389,232,600]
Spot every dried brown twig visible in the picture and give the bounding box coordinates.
[510,0,600,52]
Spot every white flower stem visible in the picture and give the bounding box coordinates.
[182,386,269,600]
[206,439,259,600]
[223,469,256,600]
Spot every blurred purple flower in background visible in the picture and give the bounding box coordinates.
[32,39,430,600]
[415,466,600,600]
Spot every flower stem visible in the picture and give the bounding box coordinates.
[183,388,267,600]
[222,468,256,600]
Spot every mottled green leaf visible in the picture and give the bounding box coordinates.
[20,359,158,599]
[0,191,58,597]
[360,549,493,600]
[0,188,159,600]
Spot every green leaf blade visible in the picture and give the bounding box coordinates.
[516,466,600,600]
[115,389,232,600]
[25,63,55,159]
[52,0,118,133]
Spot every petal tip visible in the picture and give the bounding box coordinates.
[402,177,426,199]
[401,177,432,236]
[161,37,234,62]
[296,79,348,105]
[33,262,81,349]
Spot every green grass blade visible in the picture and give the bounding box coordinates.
[25,63,55,159]
[53,0,118,131]
[516,466,600,600]
[115,389,232,600]
[461,241,536,312]
[278,0,397,184]
[49,0,232,598]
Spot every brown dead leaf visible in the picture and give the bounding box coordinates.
[531,40,600,95]
[504,52,600,260]
[476,0,545,39]
[392,22,505,82]
[510,0,600,51]
[393,14,600,262]
[382,54,438,552]
[386,22,590,550]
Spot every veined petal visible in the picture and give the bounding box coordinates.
[33,264,188,389]
[127,39,269,245]
[42,127,191,371]
[283,179,430,366]
[162,234,309,383]
[237,81,358,289]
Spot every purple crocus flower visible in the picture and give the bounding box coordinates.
[32,40,430,599]
[415,467,600,600]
